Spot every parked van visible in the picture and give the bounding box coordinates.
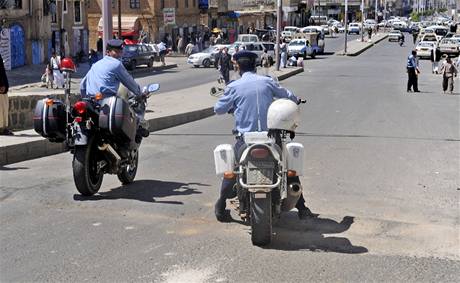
[236,34,259,42]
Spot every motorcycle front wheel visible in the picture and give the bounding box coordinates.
[117,150,138,185]
[72,136,104,196]
[250,192,272,246]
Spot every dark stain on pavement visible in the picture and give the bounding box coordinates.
[73,179,205,204]
[264,214,368,254]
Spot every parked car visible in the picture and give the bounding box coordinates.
[364,19,377,29]
[438,38,460,57]
[348,23,361,34]
[287,38,316,59]
[122,44,157,70]
[388,30,404,42]
[415,41,437,59]
[187,44,229,68]
[228,41,275,65]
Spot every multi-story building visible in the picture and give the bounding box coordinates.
[0,0,52,68]
[50,0,90,59]
[87,0,201,51]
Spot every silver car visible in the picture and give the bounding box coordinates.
[438,38,460,57]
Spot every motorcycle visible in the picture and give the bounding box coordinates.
[213,98,306,246]
[33,57,160,196]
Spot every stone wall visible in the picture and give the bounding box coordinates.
[8,93,80,131]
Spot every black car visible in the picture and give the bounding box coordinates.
[122,44,157,70]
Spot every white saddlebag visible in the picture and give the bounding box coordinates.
[285,143,304,175]
[213,144,235,177]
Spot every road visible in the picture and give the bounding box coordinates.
[1,38,459,282]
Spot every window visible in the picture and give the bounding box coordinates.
[112,0,116,8]
[185,0,188,8]
[160,0,164,9]
[130,0,140,9]
[63,0,67,12]
[43,0,49,15]
[193,0,196,7]
[74,1,81,23]
[175,0,178,9]
[0,0,22,9]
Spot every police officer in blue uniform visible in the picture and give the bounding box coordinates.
[214,50,318,222]
[80,39,149,138]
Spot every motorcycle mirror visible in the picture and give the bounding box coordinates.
[147,83,160,93]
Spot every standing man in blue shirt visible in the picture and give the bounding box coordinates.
[213,50,318,222]
[407,50,420,92]
[80,39,149,138]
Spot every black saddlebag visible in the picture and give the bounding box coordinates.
[98,96,137,143]
[33,99,67,142]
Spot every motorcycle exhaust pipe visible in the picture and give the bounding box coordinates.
[98,143,121,163]
[281,182,303,212]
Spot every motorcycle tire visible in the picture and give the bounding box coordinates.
[250,192,272,246]
[117,150,139,185]
[72,137,104,196]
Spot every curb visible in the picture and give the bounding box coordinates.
[336,34,388,56]
[0,68,301,166]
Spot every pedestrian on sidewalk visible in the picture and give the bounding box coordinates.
[43,61,53,89]
[280,39,287,68]
[185,42,194,57]
[367,27,372,40]
[260,49,271,76]
[406,50,420,93]
[158,41,167,66]
[50,52,64,89]
[217,47,231,84]
[439,57,458,94]
[0,54,13,135]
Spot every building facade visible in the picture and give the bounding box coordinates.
[87,0,202,51]
[51,0,90,59]
[0,0,52,68]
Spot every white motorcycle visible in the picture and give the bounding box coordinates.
[213,99,306,246]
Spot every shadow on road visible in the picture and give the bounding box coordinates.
[0,166,29,171]
[73,179,207,204]
[265,213,368,254]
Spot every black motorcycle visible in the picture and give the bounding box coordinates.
[34,72,160,196]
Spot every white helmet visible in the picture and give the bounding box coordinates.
[267,99,300,131]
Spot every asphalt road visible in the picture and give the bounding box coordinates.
[1,39,459,282]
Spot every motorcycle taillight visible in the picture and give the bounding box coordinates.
[74,101,87,115]
[250,148,269,159]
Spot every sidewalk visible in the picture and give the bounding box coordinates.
[0,66,304,166]
[335,33,388,56]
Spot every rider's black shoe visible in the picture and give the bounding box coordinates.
[215,201,232,222]
[137,127,150,138]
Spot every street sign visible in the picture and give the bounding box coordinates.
[163,8,176,25]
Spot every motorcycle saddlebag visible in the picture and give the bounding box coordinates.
[98,96,137,143]
[33,98,67,142]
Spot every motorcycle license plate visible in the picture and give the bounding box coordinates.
[247,161,274,185]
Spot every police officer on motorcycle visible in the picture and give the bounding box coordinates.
[80,39,149,138]
[213,50,318,222]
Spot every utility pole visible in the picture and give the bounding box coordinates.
[275,0,281,71]
[118,0,122,39]
[102,0,113,55]
[361,0,364,42]
[375,0,378,25]
[344,0,348,54]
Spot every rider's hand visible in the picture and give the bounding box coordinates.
[297,98,306,105]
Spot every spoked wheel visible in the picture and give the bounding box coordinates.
[117,149,139,185]
[73,137,104,196]
[250,192,272,246]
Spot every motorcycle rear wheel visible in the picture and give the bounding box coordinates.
[72,137,104,196]
[117,150,139,185]
[250,192,272,246]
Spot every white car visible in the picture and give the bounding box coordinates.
[415,41,437,59]
[438,38,460,57]
[187,44,229,68]
[348,23,361,34]
[388,30,404,42]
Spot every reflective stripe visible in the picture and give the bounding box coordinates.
[42,102,48,136]
[109,97,115,134]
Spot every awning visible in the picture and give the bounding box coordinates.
[97,16,141,37]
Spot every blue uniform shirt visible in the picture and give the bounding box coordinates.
[80,55,141,97]
[214,72,299,133]
[407,54,417,68]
